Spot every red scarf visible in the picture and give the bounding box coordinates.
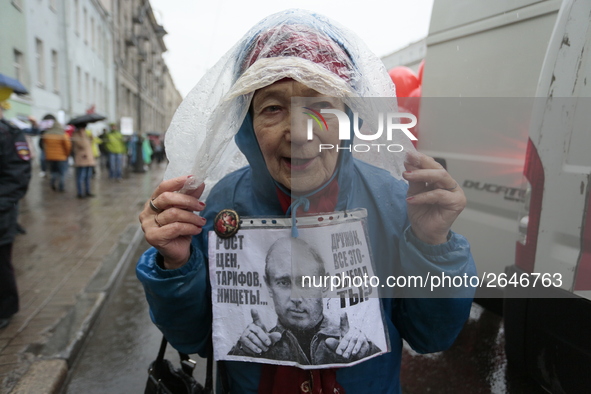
[275,177,340,215]
[259,178,344,394]
[259,366,344,394]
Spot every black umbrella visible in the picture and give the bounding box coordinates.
[68,113,106,126]
[0,73,29,95]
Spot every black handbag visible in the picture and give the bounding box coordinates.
[145,336,213,394]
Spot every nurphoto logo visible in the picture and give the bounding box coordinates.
[304,107,417,153]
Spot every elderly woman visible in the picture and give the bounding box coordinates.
[137,10,476,394]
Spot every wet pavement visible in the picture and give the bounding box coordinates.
[63,237,208,393]
[400,304,546,394]
[1,161,166,393]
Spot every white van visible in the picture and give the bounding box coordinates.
[418,0,590,391]
[420,0,560,288]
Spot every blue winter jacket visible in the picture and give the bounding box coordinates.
[136,112,477,393]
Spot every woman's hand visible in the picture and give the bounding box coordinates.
[139,176,206,269]
[402,151,466,245]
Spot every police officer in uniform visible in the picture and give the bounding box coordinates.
[0,98,32,329]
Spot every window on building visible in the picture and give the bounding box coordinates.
[35,38,45,88]
[83,8,88,44]
[105,35,109,62]
[97,81,102,111]
[85,72,89,104]
[74,0,79,35]
[13,49,24,83]
[126,88,131,115]
[51,50,59,93]
[104,85,108,111]
[97,26,102,58]
[91,18,95,51]
[77,67,81,102]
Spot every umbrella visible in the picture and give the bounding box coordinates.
[0,73,28,95]
[8,118,31,130]
[68,113,106,126]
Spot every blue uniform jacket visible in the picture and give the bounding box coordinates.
[137,112,477,393]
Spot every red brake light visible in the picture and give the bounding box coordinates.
[574,190,591,290]
[515,138,545,272]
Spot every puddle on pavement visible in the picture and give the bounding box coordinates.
[401,303,545,394]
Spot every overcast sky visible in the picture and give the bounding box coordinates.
[149,0,434,97]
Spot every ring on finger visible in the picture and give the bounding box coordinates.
[154,213,163,227]
[149,198,163,213]
[441,183,458,192]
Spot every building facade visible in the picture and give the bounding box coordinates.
[0,0,34,120]
[63,0,116,128]
[111,0,181,134]
[0,0,181,136]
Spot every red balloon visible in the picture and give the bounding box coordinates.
[388,66,419,98]
[409,86,421,98]
[417,60,425,85]
[403,86,421,117]
[398,87,421,118]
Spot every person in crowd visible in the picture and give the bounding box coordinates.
[104,123,126,181]
[142,135,153,170]
[71,124,96,198]
[127,134,151,172]
[99,128,109,170]
[13,116,38,235]
[37,124,47,178]
[137,10,476,393]
[87,128,101,177]
[0,97,32,329]
[40,114,71,192]
[151,135,165,164]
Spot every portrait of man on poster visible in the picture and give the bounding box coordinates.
[229,237,381,366]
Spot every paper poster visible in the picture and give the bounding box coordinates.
[120,116,134,135]
[208,209,389,369]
